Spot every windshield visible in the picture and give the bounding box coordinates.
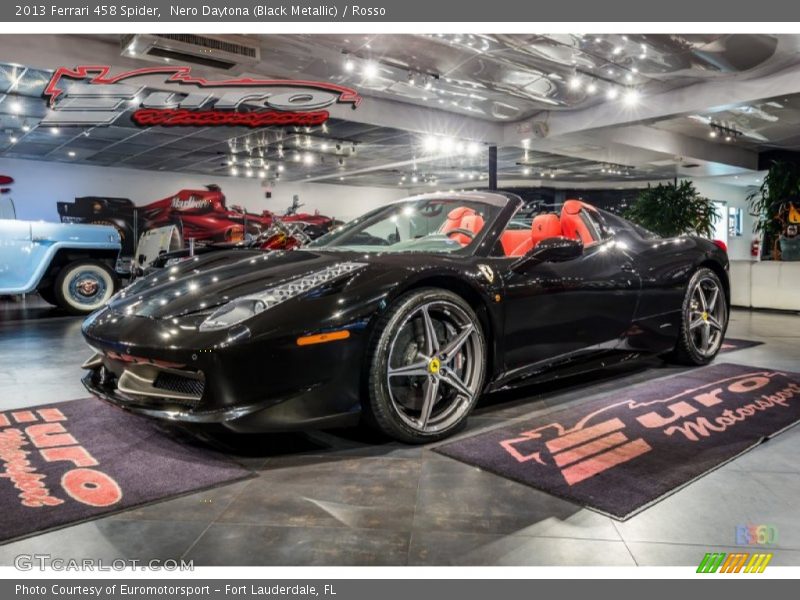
[307,197,504,254]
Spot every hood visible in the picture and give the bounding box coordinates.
[110,249,357,320]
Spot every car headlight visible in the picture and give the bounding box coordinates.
[199,262,365,331]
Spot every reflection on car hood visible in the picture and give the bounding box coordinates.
[110,249,354,319]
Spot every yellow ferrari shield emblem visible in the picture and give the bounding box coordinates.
[428,357,441,374]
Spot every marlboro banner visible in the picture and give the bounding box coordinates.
[0,398,250,543]
[436,363,800,519]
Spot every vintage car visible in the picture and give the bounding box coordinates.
[81,192,729,443]
[1,207,121,314]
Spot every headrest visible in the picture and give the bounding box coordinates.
[562,199,595,215]
[447,206,477,220]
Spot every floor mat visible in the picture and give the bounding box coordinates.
[435,362,800,520]
[0,398,252,543]
[720,338,764,353]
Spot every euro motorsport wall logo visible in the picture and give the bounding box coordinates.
[41,65,362,128]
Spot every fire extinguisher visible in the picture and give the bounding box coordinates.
[751,238,761,258]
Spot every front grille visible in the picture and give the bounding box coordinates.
[153,372,205,397]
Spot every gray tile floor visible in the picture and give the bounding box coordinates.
[0,299,798,566]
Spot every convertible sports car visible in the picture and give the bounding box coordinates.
[81,191,729,443]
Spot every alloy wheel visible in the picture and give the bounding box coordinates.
[385,300,484,434]
[687,275,727,357]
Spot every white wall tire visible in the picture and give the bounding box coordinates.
[54,260,118,315]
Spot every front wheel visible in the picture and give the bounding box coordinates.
[53,260,118,315]
[366,288,487,443]
[667,267,728,365]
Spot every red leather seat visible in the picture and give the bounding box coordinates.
[509,214,562,256]
[440,206,484,245]
[560,199,597,245]
[500,229,530,256]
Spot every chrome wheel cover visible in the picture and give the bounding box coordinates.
[385,300,483,434]
[68,270,108,306]
[687,275,727,357]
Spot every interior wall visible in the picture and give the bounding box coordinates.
[0,157,405,223]
[690,179,756,261]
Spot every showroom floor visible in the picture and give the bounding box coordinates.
[0,299,799,566]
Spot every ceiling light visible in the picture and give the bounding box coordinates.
[606,88,619,100]
[259,170,266,178]
[9,136,17,143]
[10,100,22,113]
[363,62,379,78]
[467,142,481,155]
[321,142,329,151]
[344,58,355,72]
[51,127,59,135]
[612,46,623,55]
[411,175,419,183]
[586,82,598,94]
[68,151,76,157]
[303,153,314,165]
[293,153,301,162]
[523,167,531,175]
[245,169,253,177]
[277,164,285,172]
[21,124,30,132]
[230,167,239,176]
[623,89,640,106]
[569,76,582,90]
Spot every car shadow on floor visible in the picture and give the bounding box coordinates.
[171,356,683,467]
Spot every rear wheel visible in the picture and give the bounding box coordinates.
[53,260,118,315]
[667,267,728,365]
[367,288,487,443]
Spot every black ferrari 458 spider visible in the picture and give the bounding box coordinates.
[82,191,729,443]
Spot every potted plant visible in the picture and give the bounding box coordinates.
[625,180,719,238]
[746,160,800,260]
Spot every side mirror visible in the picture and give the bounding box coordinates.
[512,236,583,272]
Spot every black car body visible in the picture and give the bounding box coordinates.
[82,192,730,443]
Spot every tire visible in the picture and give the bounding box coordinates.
[53,259,118,315]
[366,288,487,444]
[667,267,728,366]
[37,286,58,306]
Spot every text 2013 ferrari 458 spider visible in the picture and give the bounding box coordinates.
[81,191,729,443]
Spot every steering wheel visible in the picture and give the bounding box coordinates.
[445,228,476,241]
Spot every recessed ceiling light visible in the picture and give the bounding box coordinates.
[51,127,59,135]
[68,151,76,157]
[230,167,239,176]
[586,82,598,94]
[21,124,30,132]
[277,164,285,172]
[10,101,22,113]
[363,62,379,78]
[344,58,355,72]
[606,88,619,100]
[9,136,17,143]
[623,89,640,106]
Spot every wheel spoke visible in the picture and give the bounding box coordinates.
[418,377,440,428]
[441,324,474,363]
[420,307,440,356]
[696,287,708,311]
[440,369,474,401]
[708,315,724,331]
[707,286,720,312]
[689,318,705,330]
[388,361,429,378]
[700,322,711,350]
